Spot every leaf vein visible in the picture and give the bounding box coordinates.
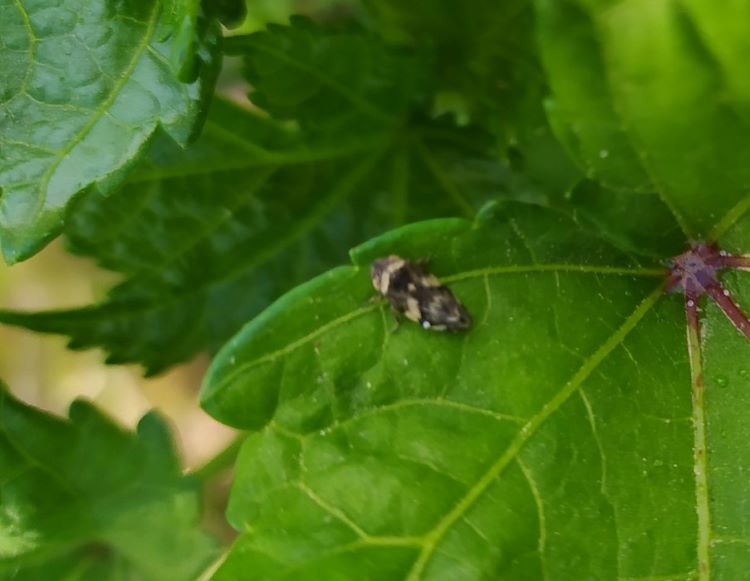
[297,482,369,539]
[212,266,665,394]
[405,283,664,579]
[517,457,547,574]
[241,37,394,123]
[416,140,475,218]
[315,399,526,439]
[578,388,608,493]
[34,2,160,219]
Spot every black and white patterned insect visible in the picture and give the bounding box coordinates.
[370,255,472,331]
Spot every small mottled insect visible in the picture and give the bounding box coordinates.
[370,255,472,331]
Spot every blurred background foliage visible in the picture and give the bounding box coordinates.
[0,239,234,471]
[0,0,345,466]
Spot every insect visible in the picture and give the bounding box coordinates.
[370,255,472,331]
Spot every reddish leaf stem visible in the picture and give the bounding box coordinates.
[705,283,750,341]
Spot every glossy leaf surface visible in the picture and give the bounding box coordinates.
[0,0,219,262]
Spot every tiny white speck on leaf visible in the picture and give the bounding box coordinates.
[723,288,730,296]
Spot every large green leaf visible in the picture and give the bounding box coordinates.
[200,197,750,578]
[0,0,220,263]
[0,385,217,579]
[0,18,531,375]
[536,0,750,237]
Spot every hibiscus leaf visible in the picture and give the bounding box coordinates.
[0,0,220,263]
[0,385,218,579]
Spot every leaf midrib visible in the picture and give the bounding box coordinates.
[406,196,750,577]
[406,283,665,578]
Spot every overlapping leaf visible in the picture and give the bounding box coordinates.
[200,199,750,578]
[0,19,533,374]
[536,0,750,236]
[0,385,217,579]
[0,0,220,263]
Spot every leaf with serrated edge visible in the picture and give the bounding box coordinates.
[0,16,579,373]
[0,81,517,375]
[0,384,217,580]
[0,0,219,263]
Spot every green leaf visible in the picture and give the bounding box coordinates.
[361,0,586,211]
[0,18,529,375]
[198,200,729,578]
[536,0,750,237]
[0,385,217,579]
[362,0,538,132]
[0,0,220,263]
[0,19,592,375]
[227,16,425,136]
